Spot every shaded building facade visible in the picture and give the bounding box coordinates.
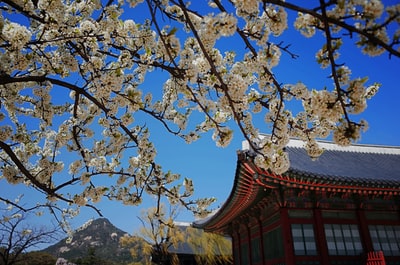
[195,138,400,265]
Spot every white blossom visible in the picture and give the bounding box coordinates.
[2,22,31,49]
[0,0,396,228]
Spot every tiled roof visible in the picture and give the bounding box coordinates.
[243,137,400,185]
[196,139,400,233]
[286,145,400,184]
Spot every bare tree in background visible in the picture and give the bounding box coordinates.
[0,210,60,265]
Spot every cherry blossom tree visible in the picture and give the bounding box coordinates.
[0,0,399,229]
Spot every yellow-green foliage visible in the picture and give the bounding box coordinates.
[121,205,232,265]
[186,227,232,265]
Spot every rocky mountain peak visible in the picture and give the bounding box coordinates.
[43,218,132,264]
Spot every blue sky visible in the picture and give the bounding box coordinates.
[79,1,400,235]
[1,0,399,242]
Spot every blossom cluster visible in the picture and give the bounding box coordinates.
[0,0,398,228]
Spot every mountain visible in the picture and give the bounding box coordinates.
[43,218,134,264]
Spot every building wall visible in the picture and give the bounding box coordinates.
[230,202,400,265]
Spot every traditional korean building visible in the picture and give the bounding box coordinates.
[195,138,400,265]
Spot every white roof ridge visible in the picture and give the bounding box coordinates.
[288,138,400,155]
[242,135,400,155]
[173,221,191,227]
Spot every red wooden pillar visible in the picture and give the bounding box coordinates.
[231,240,235,264]
[313,208,329,264]
[232,226,242,265]
[232,231,238,265]
[280,208,295,265]
[357,209,373,253]
[247,223,252,265]
[258,218,266,265]
[238,228,245,265]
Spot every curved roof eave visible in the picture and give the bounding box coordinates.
[196,140,400,233]
[194,152,264,233]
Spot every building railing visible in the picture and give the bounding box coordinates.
[365,251,386,265]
